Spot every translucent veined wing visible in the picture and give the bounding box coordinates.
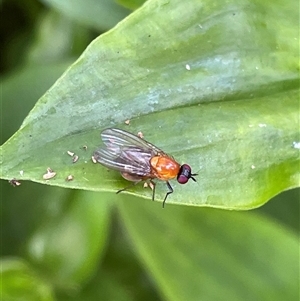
[93,128,164,176]
[101,128,165,155]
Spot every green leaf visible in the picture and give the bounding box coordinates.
[25,191,113,290]
[2,258,55,301]
[40,0,130,30]
[59,218,161,300]
[26,10,91,64]
[1,183,72,256]
[0,62,72,143]
[1,0,299,209]
[119,197,299,301]
[116,0,145,10]
[259,188,300,231]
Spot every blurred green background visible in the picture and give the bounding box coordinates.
[1,0,299,300]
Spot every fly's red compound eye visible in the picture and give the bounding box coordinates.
[177,164,191,184]
[177,174,189,184]
[177,164,197,184]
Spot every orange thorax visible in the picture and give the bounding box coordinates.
[150,156,180,180]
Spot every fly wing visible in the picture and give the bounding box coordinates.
[101,128,165,155]
[94,128,164,176]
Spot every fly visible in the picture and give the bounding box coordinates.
[93,128,197,207]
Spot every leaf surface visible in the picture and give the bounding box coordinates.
[1,0,299,209]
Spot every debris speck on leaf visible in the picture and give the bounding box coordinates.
[137,131,144,139]
[72,155,79,163]
[66,175,74,181]
[9,178,21,186]
[148,182,155,191]
[67,151,75,157]
[43,168,56,180]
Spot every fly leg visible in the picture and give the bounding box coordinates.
[117,180,141,194]
[117,172,144,194]
[149,180,156,202]
[162,181,173,208]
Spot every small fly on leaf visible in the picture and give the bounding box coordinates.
[93,128,197,207]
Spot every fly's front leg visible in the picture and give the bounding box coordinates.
[163,181,173,208]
